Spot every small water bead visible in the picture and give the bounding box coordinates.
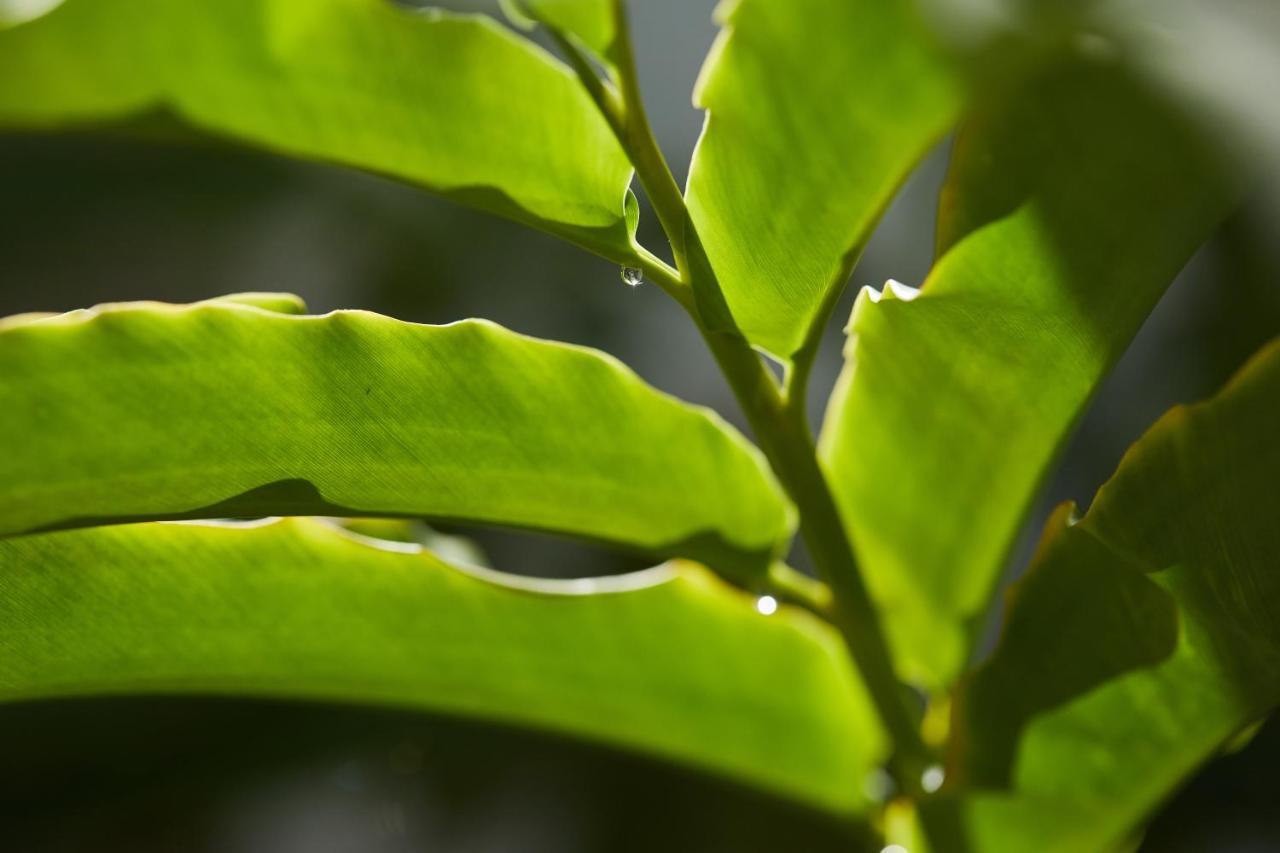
[755,595,778,616]
[881,846,909,853]
[620,266,644,287]
[921,763,946,794]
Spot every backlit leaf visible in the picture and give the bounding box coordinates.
[0,517,883,813]
[0,0,639,260]
[686,0,961,360]
[819,61,1234,685]
[0,296,794,580]
[947,337,1280,851]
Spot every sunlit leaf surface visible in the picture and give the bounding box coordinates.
[947,337,1280,851]
[0,297,793,580]
[0,0,638,260]
[820,61,1234,685]
[0,517,883,812]
[686,0,960,360]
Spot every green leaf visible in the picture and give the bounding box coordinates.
[819,61,1234,685]
[685,0,961,360]
[0,291,306,332]
[0,297,793,580]
[0,0,639,261]
[502,0,617,68]
[0,517,884,813]
[946,337,1280,852]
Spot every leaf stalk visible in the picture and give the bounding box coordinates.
[547,3,952,845]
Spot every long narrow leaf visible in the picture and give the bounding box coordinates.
[0,0,638,261]
[0,297,793,580]
[0,517,882,813]
[946,337,1280,851]
[819,62,1234,685]
[685,0,960,360]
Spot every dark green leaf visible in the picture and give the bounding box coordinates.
[949,337,1280,851]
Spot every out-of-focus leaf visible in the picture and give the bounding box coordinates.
[685,0,961,360]
[0,517,884,813]
[819,61,1233,685]
[946,338,1280,852]
[0,297,793,580]
[502,0,617,67]
[924,0,1280,207]
[1103,0,1280,212]
[0,0,639,261]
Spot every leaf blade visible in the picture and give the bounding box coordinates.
[819,62,1234,684]
[0,517,882,813]
[949,337,1280,851]
[0,297,793,580]
[0,0,638,260]
[685,0,961,360]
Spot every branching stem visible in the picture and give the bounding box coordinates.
[547,2,955,846]
[698,329,935,797]
[606,0,694,277]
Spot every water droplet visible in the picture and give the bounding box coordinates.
[755,595,778,616]
[881,846,909,853]
[620,266,644,287]
[921,763,946,794]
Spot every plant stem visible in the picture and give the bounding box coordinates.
[606,0,694,277]
[549,3,951,844]
[767,561,834,618]
[699,330,934,793]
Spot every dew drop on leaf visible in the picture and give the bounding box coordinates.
[620,266,643,287]
[755,595,778,616]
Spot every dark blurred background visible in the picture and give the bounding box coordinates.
[2,0,1279,850]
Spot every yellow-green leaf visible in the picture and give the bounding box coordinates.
[0,0,638,260]
[0,517,883,813]
[819,62,1234,685]
[0,296,793,580]
[686,0,961,360]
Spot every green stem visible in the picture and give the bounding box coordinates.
[700,329,934,795]
[546,3,953,845]
[547,8,688,277]
[767,561,834,619]
[606,0,693,277]
[545,25,691,312]
[632,245,692,311]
